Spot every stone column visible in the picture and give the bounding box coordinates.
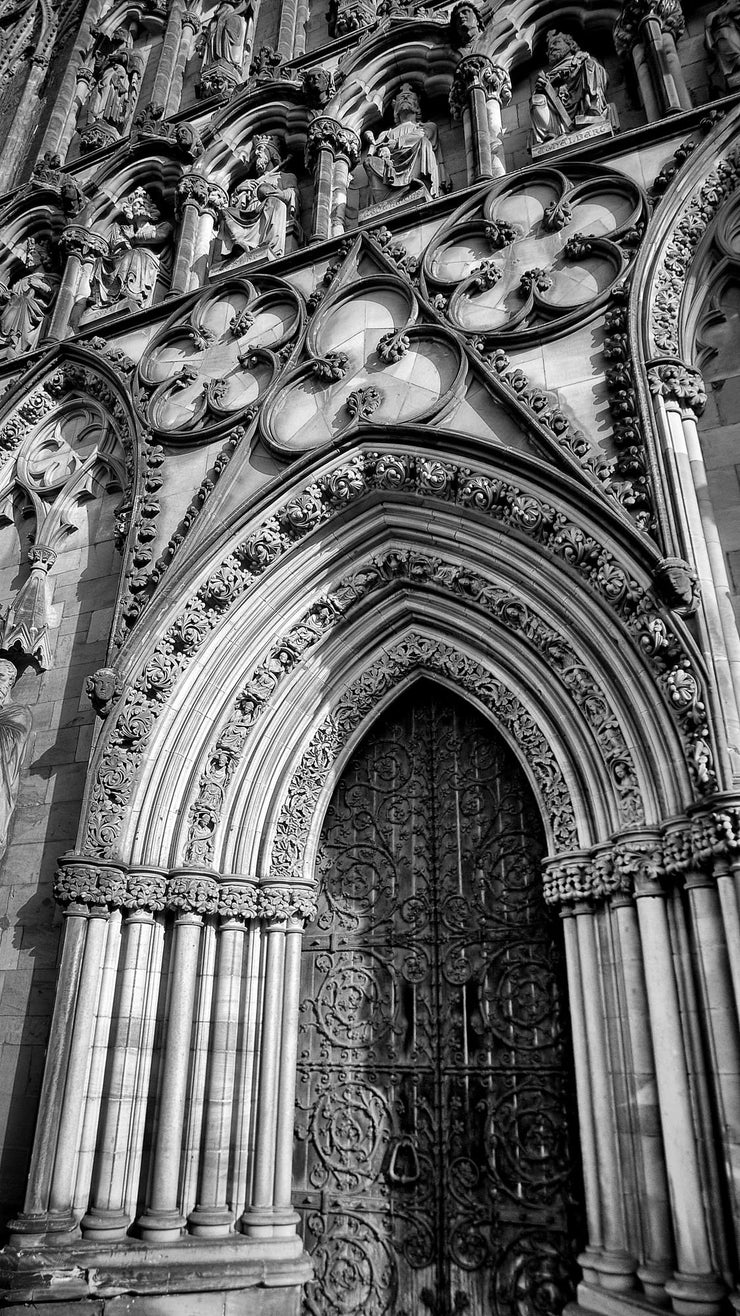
[611,886,674,1300]
[47,227,108,341]
[648,362,740,785]
[614,0,690,118]
[171,174,212,297]
[305,118,361,243]
[574,899,637,1289]
[137,905,205,1242]
[193,184,228,289]
[450,56,511,182]
[241,886,315,1240]
[82,907,158,1240]
[188,885,256,1237]
[151,0,186,110]
[166,9,200,117]
[7,894,93,1240]
[633,856,725,1315]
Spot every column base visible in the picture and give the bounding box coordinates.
[240,1206,300,1239]
[136,1207,187,1243]
[80,1207,131,1242]
[186,1205,235,1237]
[6,1211,80,1249]
[665,1273,726,1316]
[637,1263,673,1306]
[578,1250,637,1292]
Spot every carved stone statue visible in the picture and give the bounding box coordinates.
[530,30,610,146]
[199,0,247,94]
[88,188,172,311]
[363,83,447,207]
[83,26,140,132]
[449,0,483,49]
[705,0,740,88]
[220,136,298,263]
[0,658,31,861]
[0,238,60,353]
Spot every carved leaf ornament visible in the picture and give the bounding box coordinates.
[136,277,303,440]
[422,165,646,343]
[260,273,467,455]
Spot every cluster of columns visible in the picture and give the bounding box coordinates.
[449,56,511,183]
[9,859,315,1259]
[614,0,692,121]
[545,802,740,1316]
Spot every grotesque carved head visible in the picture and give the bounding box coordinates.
[392,82,422,123]
[450,0,483,47]
[302,66,335,108]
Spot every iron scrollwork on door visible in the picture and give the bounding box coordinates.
[293,682,583,1315]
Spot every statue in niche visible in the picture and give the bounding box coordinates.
[530,30,610,146]
[80,24,142,141]
[220,135,298,263]
[705,1,740,88]
[88,188,172,311]
[199,0,247,95]
[363,83,448,207]
[0,658,31,861]
[0,238,60,353]
[449,0,483,49]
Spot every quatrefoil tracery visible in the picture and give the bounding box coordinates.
[260,271,468,456]
[422,166,646,344]
[137,278,304,442]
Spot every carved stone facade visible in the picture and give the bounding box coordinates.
[0,1,739,1315]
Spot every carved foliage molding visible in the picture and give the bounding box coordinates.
[544,799,740,905]
[184,549,645,868]
[82,449,714,862]
[269,633,576,881]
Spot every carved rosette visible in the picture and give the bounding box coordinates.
[613,0,685,57]
[449,56,512,119]
[305,118,361,170]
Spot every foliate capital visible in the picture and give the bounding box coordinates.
[305,117,361,169]
[449,56,511,118]
[613,0,685,56]
[648,360,707,415]
[60,225,109,260]
[177,172,228,216]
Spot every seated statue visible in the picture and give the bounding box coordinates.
[705,0,740,87]
[530,30,609,146]
[220,136,298,263]
[88,188,172,311]
[363,83,447,207]
[0,239,60,353]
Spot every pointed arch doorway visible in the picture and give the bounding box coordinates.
[293,679,584,1315]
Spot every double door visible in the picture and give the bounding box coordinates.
[294,682,581,1315]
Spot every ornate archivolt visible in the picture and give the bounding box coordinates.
[628,102,740,780]
[63,431,714,898]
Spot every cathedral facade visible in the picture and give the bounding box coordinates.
[0,0,739,1312]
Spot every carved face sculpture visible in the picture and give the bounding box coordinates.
[392,83,422,123]
[546,29,578,64]
[251,136,281,176]
[451,1,481,46]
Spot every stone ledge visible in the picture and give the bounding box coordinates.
[0,1236,311,1310]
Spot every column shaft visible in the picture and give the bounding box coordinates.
[562,912,603,1271]
[241,920,286,1236]
[137,911,203,1242]
[272,921,303,1220]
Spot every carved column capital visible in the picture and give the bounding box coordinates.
[305,117,361,170]
[181,6,201,32]
[613,0,685,55]
[176,171,223,216]
[59,225,108,262]
[449,56,512,118]
[648,359,707,415]
[258,883,318,925]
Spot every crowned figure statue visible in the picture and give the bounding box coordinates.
[220,135,299,263]
[363,83,447,207]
